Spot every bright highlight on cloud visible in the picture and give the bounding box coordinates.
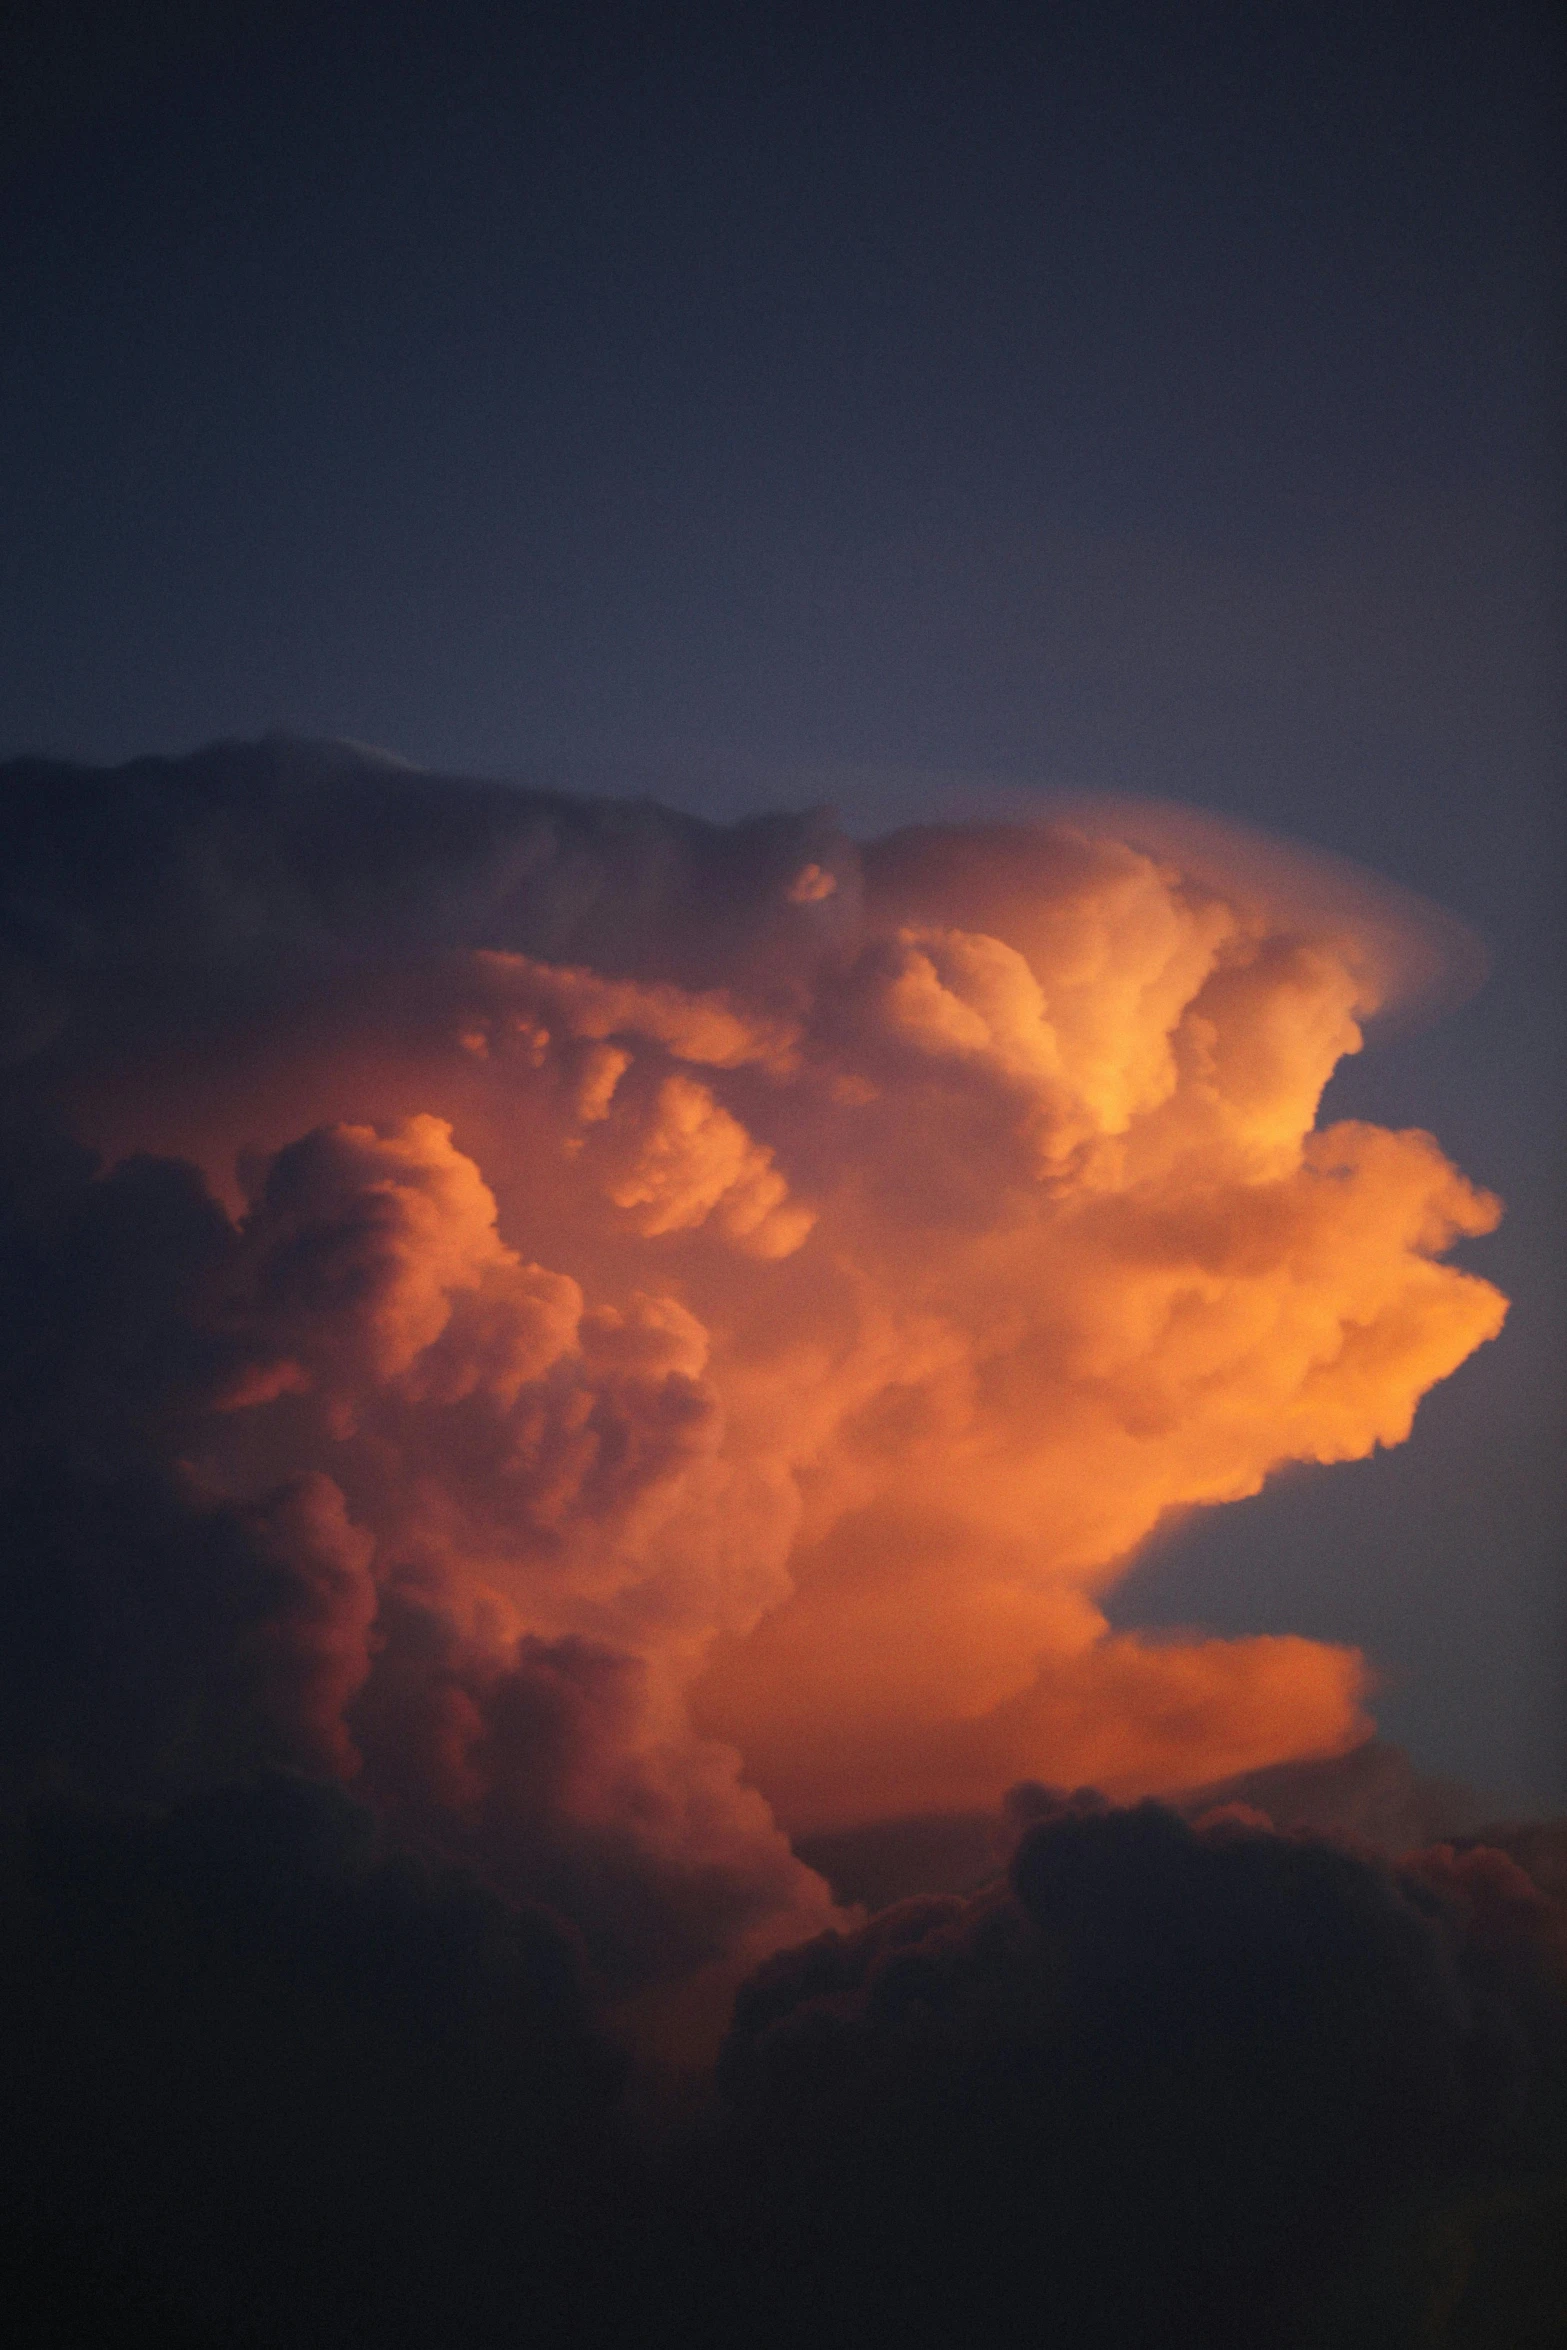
[0,741,1506,1987]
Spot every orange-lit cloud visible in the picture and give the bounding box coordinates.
[0,745,1507,1975]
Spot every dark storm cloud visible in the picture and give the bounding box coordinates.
[0,1773,631,2350]
[0,1124,377,1794]
[709,1800,1567,2350]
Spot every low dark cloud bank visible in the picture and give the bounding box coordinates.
[713,1800,1567,2350]
[3,1779,1563,2348]
[0,740,1560,2344]
[1,1777,628,2350]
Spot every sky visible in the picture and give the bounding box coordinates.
[2,7,1565,2343]
[6,0,1559,1810]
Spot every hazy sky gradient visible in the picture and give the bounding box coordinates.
[2,0,1561,1804]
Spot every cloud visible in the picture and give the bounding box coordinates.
[2,1775,628,2350]
[0,1110,825,1992]
[792,1739,1566,1918]
[0,738,1508,1989]
[711,1800,1567,2349]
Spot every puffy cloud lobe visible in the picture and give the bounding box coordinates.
[470,949,802,1073]
[349,1596,826,1989]
[453,955,813,1255]
[0,741,1510,1976]
[0,1116,828,1984]
[601,1072,815,1256]
[228,1113,544,1400]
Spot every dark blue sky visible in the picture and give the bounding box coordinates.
[2,0,1561,1805]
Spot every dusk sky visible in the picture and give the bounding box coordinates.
[1,11,1564,2343]
[6,0,1558,1807]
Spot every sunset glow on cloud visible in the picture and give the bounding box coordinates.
[0,743,1507,1983]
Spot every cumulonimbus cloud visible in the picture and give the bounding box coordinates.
[0,739,1507,1986]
